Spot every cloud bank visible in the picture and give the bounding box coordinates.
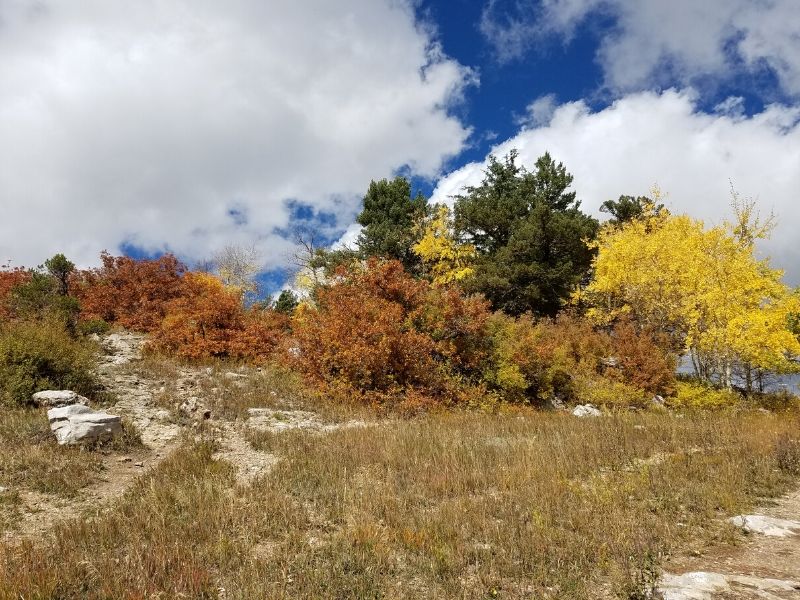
[481,0,800,97]
[0,0,473,270]
[431,89,800,282]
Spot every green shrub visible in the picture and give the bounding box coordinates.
[77,318,111,336]
[0,320,101,406]
[668,380,740,409]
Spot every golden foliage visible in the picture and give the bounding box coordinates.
[412,205,476,286]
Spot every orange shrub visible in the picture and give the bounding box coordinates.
[0,268,31,321]
[148,272,288,361]
[291,260,492,406]
[608,317,676,396]
[75,252,187,331]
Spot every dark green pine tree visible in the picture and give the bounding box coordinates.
[600,195,663,225]
[356,176,427,272]
[454,151,598,317]
[273,289,299,315]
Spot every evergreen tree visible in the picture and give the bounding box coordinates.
[273,289,299,314]
[356,176,426,271]
[454,151,598,317]
[600,195,664,225]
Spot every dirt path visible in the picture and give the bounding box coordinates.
[658,488,800,599]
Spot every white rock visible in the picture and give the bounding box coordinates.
[572,404,601,417]
[0,486,8,493]
[32,390,89,407]
[728,514,800,537]
[48,404,122,445]
[658,571,800,600]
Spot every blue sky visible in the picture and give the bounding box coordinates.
[1,1,799,293]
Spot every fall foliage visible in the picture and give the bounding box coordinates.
[75,252,187,331]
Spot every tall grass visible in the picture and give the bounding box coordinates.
[1,411,798,598]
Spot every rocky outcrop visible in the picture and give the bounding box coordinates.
[48,404,122,445]
[32,390,90,407]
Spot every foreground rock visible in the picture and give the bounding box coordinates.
[729,514,800,537]
[658,571,800,599]
[48,404,122,445]
[32,390,89,408]
[572,404,601,417]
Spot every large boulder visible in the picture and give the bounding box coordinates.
[32,390,89,408]
[48,404,122,445]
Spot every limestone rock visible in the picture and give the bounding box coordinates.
[728,514,800,537]
[658,571,800,599]
[48,404,122,445]
[32,390,89,408]
[572,404,601,417]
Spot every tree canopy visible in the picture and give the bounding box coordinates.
[454,151,598,316]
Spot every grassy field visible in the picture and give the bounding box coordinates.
[1,409,798,599]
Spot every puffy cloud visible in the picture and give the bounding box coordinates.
[431,89,800,282]
[481,0,800,97]
[0,0,473,270]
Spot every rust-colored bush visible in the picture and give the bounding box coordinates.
[609,317,676,397]
[291,260,491,405]
[0,268,30,321]
[75,252,187,331]
[148,272,288,361]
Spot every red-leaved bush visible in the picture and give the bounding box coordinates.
[0,268,31,321]
[291,260,492,407]
[75,252,187,331]
[148,272,288,361]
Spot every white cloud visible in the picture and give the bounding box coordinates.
[481,0,800,97]
[431,89,800,283]
[0,0,473,271]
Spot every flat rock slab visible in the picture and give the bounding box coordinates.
[659,571,800,599]
[729,514,800,537]
[48,404,122,445]
[32,390,89,407]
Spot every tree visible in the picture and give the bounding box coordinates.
[44,253,75,296]
[356,176,427,271]
[412,205,475,286]
[584,205,800,390]
[212,244,261,299]
[600,194,665,226]
[273,289,299,314]
[454,151,598,316]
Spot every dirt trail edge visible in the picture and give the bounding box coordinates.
[3,331,355,541]
[658,488,800,599]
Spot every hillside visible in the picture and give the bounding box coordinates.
[1,331,799,598]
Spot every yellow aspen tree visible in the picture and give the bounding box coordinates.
[584,203,800,390]
[412,205,476,286]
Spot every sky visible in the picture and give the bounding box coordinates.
[1,0,799,292]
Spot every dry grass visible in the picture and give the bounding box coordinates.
[1,410,798,599]
[0,408,103,498]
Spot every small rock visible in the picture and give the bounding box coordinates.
[205,367,213,375]
[32,390,89,408]
[180,397,200,414]
[572,404,601,417]
[224,372,248,380]
[0,486,8,493]
[48,404,122,445]
[728,514,800,537]
[652,395,666,407]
